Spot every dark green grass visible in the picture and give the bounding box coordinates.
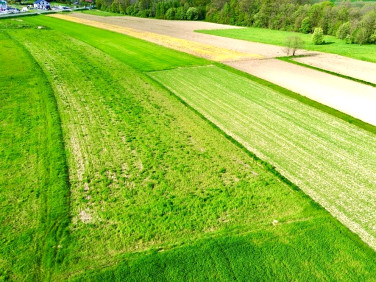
[0,29,70,280]
[3,15,376,280]
[24,16,209,72]
[197,27,376,63]
[77,218,376,281]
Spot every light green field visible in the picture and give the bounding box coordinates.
[150,65,376,251]
[197,28,376,63]
[2,15,376,280]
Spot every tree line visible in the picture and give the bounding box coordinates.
[95,0,376,44]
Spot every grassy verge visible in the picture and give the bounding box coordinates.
[0,28,70,280]
[278,56,376,88]
[197,27,376,63]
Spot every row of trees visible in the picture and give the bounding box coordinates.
[95,0,376,44]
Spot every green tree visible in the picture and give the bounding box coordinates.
[284,36,304,56]
[186,7,199,20]
[312,27,324,45]
[336,21,351,39]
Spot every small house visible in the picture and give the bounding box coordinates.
[34,0,50,10]
[0,0,7,12]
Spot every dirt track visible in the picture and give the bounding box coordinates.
[52,13,376,126]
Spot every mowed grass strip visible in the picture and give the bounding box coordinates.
[197,27,376,63]
[5,17,376,280]
[0,29,70,280]
[149,65,376,250]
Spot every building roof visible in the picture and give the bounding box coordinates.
[34,0,49,4]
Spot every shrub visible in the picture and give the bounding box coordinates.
[125,4,137,15]
[300,17,311,33]
[312,27,324,45]
[165,7,177,20]
[186,7,199,20]
[336,22,351,39]
[137,9,151,18]
[352,27,368,45]
[175,7,186,20]
[370,31,376,43]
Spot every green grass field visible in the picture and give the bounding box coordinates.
[0,29,70,280]
[150,65,376,250]
[2,15,376,280]
[197,27,376,63]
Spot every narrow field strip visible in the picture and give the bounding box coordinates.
[279,57,376,88]
[47,14,263,61]
[0,31,70,280]
[149,65,376,251]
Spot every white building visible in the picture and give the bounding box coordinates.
[0,0,7,12]
[33,0,50,10]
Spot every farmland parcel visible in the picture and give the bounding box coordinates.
[1,16,376,280]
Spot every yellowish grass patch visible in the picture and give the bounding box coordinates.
[48,14,263,61]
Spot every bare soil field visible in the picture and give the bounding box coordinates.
[55,13,289,58]
[227,59,376,126]
[294,54,376,85]
[49,14,262,61]
[53,13,376,126]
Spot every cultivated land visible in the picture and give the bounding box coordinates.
[2,15,376,280]
[55,13,376,127]
[293,54,376,85]
[226,59,376,126]
[150,65,376,249]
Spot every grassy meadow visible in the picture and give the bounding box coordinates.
[2,15,376,280]
[197,27,376,63]
[0,28,70,280]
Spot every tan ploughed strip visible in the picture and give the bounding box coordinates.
[48,14,263,61]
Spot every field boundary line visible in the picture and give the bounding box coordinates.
[278,56,376,88]
[215,62,376,136]
[148,65,376,251]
